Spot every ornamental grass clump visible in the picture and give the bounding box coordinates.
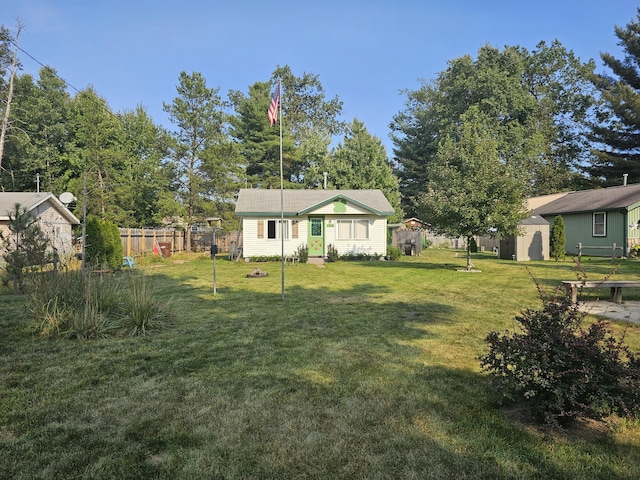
[479,286,640,429]
[118,274,172,336]
[28,270,172,338]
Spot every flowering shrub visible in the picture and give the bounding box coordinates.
[479,290,640,428]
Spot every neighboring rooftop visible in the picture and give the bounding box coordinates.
[531,183,640,215]
[0,192,80,224]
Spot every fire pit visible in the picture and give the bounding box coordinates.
[246,267,268,278]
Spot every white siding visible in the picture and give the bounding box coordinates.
[242,217,308,259]
[325,215,387,256]
[242,215,388,259]
[0,200,75,256]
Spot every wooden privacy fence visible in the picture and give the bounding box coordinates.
[119,228,241,257]
[119,228,184,257]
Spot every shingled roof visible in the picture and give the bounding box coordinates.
[532,183,640,216]
[235,189,395,216]
[0,192,80,224]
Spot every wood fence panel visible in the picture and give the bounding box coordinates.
[119,228,239,256]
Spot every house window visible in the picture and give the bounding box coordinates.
[257,220,264,239]
[267,220,288,240]
[292,220,299,239]
[354,220,369,239]
[336,220,351,239]
[336,219,369,240]
[593,212,606,236]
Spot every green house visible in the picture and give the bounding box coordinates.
[531,183,640,257]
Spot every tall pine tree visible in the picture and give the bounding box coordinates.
[590,9,640,185]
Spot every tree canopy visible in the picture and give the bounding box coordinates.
[323,119,403,221]
[414,107,529,270]
[5,16,635,237]
[391,42,596,217]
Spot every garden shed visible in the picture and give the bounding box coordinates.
[499,215,550,261]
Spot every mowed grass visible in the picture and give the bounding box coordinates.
[2,250,640,479]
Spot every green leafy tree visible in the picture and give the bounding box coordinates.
[550,215,566,261]
[589,9,640,184]
[271,65,344,142]
[115,106,171,227]
[415,107,529,270]
[0,203,50,294]
[273,66,344,185]
[1,68,74,192]
[324,119,403,222]
[230,67,344,187]
[163,71,226,250]
[392,42,595,216]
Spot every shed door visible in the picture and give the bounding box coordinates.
[308,217,324,256]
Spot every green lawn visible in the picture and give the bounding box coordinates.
[2,250,640,479]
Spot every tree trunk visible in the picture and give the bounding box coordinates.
[0,22,23,170]
[466,236,472,271]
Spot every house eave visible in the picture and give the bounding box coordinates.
[296,193,392,216]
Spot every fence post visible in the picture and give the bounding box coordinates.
[577,242,582,263]
[612,242,617,263]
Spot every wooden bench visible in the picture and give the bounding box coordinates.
[562,280,640,304]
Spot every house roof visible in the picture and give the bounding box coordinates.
[0,192,80,224]
[532,183,640,216]
[235,189,395,216]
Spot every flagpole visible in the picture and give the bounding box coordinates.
[279,80,285,301]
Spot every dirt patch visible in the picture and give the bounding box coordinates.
[501,404,612,441]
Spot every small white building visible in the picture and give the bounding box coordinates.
[0,192,80,256]
[235,189,395,260]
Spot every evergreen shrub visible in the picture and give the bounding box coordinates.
[550,215,566,261]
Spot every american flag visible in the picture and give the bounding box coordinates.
[267,82,280,126]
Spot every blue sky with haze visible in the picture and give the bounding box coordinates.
[2,1,638,155]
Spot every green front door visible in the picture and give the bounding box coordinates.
[308,217,324,256]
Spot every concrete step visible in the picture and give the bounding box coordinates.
[307,256,325,266]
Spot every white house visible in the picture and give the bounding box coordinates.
[0,192,80,256]
[235,189,395,260]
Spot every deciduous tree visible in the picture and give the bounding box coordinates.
[391,42,596,216]
[415,107,528,270]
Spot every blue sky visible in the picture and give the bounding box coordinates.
[2,1,639,155]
